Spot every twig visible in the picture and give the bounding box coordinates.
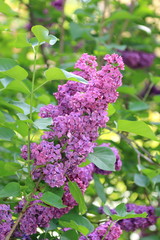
[5,175,44,240]
[143,82,154,101]
[5,201,29,240]
[59,0,67,64]
[105,126,159,165]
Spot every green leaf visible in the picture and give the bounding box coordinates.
[6,79,30,94]
[88,146,116,171]
[134,173,150,187]
[46,219,57,231]
[59,213,94,235]
[110,203,148,221]
[118,85,136,95]
[15,33,31,48]
[68,181,87,215]
[117,120,158,141]
[2,65,28,81]
[45,67,67,81]
[44,67,88,84]
[0,0,16,16]
[0,77,12,88]
[111,212,147,221]
[149,73,160,84]
[93,174,106,203]
[34,118,52,130]
[103,203,148,221]
[0,182,20,198]
[155,207,160,217]
[0,111,5,123]
[15,120,29,137]
[11,101,36,115]
[142,169,158,179]
[140,235,160,240]
[152,175,160,185]
[17,113,29,121]
[28,37,39,49]
[0,58,17,71]
[0,161,21,177]
[0,58,28,81]
[103,206,112,216]
[0,127,15,141]
[41,191,66,208]
[108,103,116,116]
[70,22,92,40]
[62,70,88,84]
[106,10,138,22]
[61,230,79,240]
[60,220,88,235]
[78,158,91,167]
[129,101,149,112]
[115,203,126,217]
[31,25,58,45]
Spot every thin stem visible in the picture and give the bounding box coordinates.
[105,126,159,166]
[143,82,154,101]
[5,175,43,240]
[59,0,67,64]
[33,80,48,92]
[5,202,29,240]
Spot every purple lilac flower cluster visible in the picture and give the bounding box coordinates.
[93,143,122,175]
[119,50,155,69]
[51,0,64,11]
[79,221,122,240]
[14,194,68,237]
[99,203,157,232]
[18,53,124,237]
[21,53,124,190]
[118,204,157,231]
[0,204,13,240]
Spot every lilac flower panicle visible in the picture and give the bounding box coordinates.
[79,221,122,240]
[119,50,155,69]
[19,53,124,237]
[118,204,157,231]
[21,140,61,165]
[0,204,13,240]
[51,0,64,11]
[21,53,124,187]
[14,194,58,236]
[100,203,157,232]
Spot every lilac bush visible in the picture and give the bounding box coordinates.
[1,49,158,239]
